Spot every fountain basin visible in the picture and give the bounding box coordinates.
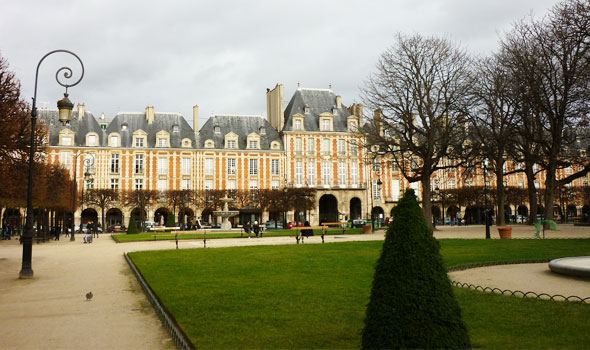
[549,256,590,278]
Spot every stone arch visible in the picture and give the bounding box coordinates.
[106,208,123,226]
[517,205,528,216]
[349,197,362,220]
[582,204,590,222]
[81,208,98,225]
[154,207,170,225]
[130,208,147,227]
[566,204,577,219]
[319,194,338,223]
[372,206,385,223]
[178,207,195,228]
[2,208,22,227]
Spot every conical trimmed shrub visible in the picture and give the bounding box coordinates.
[166,213,176,227]
[127,216,139,234]
[362,189,470,349]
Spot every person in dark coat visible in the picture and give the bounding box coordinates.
[301,221,314,237]
[244,221,251,238]
[253,221,260,238]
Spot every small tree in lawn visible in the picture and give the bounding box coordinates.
[165,211,175,227]
[362,189,470,349]
[127,215,138,234]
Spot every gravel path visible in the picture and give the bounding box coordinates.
[0,224,588,349]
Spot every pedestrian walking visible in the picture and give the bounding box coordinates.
[244,221,251,238]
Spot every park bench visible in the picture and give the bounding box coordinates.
[291,225,328,244]
[320,222,347,234]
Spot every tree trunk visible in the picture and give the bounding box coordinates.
[544,164,558,224]
[495,160,506,226]
[525,167,538,225]
[421,177,433,230]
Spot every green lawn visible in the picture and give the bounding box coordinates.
[128,239,590,349]
[113,228,362,242]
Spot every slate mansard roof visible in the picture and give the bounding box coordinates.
[105,112,196,148]
[283,88,353,132]
[38,109,197,148]
[199,115,283,150]
[38,109,104,146]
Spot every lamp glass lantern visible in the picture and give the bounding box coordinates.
[57,93,74,124]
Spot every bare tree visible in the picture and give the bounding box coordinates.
[467,54,520,226]
[501,0,590,222]
[362,33,475,227]
[85,189,120,231]
[164,189,194,228]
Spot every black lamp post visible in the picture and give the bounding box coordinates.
[370,179,382,232]
[20,50,84,279]
[73,153,94,240]
[483,159,491,239]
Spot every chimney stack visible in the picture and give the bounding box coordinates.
[193,105,199,132]
[146,106,155,124]
[77,103,85,120]
[266,84,284,131]
[336,95,342,108]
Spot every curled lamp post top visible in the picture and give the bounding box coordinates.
[32,50,84,122]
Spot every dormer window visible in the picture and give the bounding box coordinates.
[62,136,72,146]
[87,134,97,147]
[322,119,330,131]
[304,105,310,114]
[227,140,236,149]
[271,141,280,150]
[155,130,170,148]
[247,132,260,150]
[259,126,266,135]
[214,126,221,134]
[348,121,357,131]
[173,125,179,133]
[158,138,166,147]
[181,138,192,148]
[295,119,302,130]
[121,123,128,131]
[319,113,333,131]
[50,119,55,126]
[249,140,258,149]
[135,138,144,147]
[110,135,119,147]
[205,140,215,148]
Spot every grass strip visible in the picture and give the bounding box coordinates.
[113,228,363,242]
[129,239,590,349]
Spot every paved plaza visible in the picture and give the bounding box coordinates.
[0,224,589,349]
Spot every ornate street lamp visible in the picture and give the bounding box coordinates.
[483,159,491,239]
[74,154,95,239]
[370,178,382,232]
[20,50,84,279]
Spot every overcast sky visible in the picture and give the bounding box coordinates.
[1,0,558,128]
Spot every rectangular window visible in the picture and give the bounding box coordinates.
[135,154,144,174]
[110,178,119,190]
[110,154,120,173]
[181,179,190,190]
[60,152,72,168]
[158,157,168,175]
[322,161,331,185]
[249,140,258,149]
[249,180,258,190]
[271,180,280,189]
[249,159,258,175]
[307,138,315,154]
[322,139,330,155]
[339,161,346,185]
[351,162,358,185]
[88,135,97,146]
[110,136,118,147]
[135,137,144,147]
[62,136,72,146]
[338,139,346,155]
[205,158,214,175]
[295,119,302,130]
[181,158,191,175]
[227,179,236,190]
[135,179,143,190]
[227,140,236,149]
[392,179,400,201]
[158,138,166,147]
[271,159,280,175]
[322,119,330,131]
[373,158,381,173]
[295,161,303,185]
[157,179,167,191]
[227,158,236,175]
[205,179,214,190]
[295,138,302,155]
[307,161,316,186]
[350,139,358,156]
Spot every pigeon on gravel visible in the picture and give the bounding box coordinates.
[86,291,93,301]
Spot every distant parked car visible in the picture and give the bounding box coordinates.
[107,225,126,233]
[287,221,304,229]
[265,221,284,229]
[352,219,366,228]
